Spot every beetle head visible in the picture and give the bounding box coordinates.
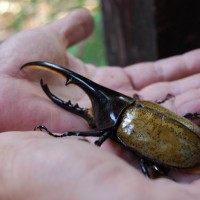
[21,61,134,129]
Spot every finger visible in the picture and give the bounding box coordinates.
[125,49,200,90]
[138,73,200,116]
[140,73,200,99]
[141,86,200,117]
[50,8,94,48]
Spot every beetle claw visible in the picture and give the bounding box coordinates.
[65,77,73,86]
[34,124,55,136]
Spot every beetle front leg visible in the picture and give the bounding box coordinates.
[35,125,109,143]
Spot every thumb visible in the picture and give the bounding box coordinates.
[50,8,94,48]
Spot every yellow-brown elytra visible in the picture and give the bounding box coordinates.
[21,61,200,178]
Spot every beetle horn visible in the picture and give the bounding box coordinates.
[21,61,133,128]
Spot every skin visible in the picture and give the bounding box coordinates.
[0,8,200,200]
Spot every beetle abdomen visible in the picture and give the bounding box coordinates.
[116,101,200,168]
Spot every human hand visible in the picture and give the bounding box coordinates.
[0,8,200,199]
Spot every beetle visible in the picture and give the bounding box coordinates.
[21,61,200,178]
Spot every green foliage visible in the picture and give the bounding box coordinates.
[12,9,26,31]
[68,10,107,66]
[8,0,107,66]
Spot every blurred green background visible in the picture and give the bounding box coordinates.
[0,0,106,66]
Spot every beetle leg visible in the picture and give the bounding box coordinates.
[140,158,151,178]
[94,131,111,146]
[152,164,169,176]
[140,159,169,178]
[156,93,174,104]
[183,112,200,120]
[35,125,110,145]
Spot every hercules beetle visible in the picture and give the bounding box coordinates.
[21,61,200,178]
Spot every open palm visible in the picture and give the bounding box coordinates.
[0,9,200,200]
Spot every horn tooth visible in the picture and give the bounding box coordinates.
[40,79,47,86]
[74,103,85,111]
[74,103,79,108]
[65,78,72,86]
[68,100,72,105]
[65,100,72,106]
[64,100,84,110]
